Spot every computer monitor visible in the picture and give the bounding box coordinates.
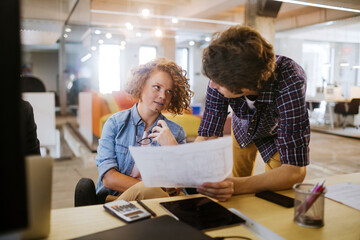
[0,0,29,235]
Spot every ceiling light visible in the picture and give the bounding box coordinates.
[352,65,360,69]
[65,27,72,33]
[121,40,126,46]
[189,40,195,46]
[81,53,92,63]
[142,8,150,17]
[63,34,68,38]
[136,32,142,37]
[125,22,134,30]
[171,18,178,24]
[205,37,211,42]
[155,29,162,37]
[98,39,104,44]
[94,29,101,35]
[91,46,97,51]
[340,62,350,67]
[105,32,112,39]
[273,0,360,13]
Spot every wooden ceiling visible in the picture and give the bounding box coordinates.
[20,0,360,49]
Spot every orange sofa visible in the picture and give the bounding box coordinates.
[91,90,137,138]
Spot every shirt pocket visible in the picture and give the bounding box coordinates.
[115,144,129,172]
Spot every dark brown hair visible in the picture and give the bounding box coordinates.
[202,25,276,93]
[124,58,194,114]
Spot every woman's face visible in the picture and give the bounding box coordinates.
[140,69,174,114]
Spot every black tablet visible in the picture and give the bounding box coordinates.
[160,197,245,231]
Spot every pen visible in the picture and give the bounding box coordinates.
[137,200,157,217]
[295,179,326,218]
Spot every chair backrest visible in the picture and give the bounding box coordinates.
[334,102,346,114]
[20,76,46,92]
[348,98,360,114]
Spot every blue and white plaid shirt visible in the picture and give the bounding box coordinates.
[198,55,310,166]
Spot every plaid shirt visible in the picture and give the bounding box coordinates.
[198,55,310,166]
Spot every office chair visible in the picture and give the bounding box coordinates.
[74,178,108,207]
[20,76,46,92]
[334,98,360,128]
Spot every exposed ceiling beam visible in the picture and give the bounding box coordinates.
[274,0,360,13]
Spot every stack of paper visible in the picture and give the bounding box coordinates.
[325,182,360,211]
[129,137,233,188]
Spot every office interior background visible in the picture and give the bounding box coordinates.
[18,0,360,210]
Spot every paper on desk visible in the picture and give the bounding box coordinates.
[325,182,360,211]
[129,137,233,188]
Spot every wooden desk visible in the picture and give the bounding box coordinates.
[48,173,360,240]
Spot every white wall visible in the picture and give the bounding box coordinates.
[274,38,303,65]
[190,44,208,111]
[23,51,59,92]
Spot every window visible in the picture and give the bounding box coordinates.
[302,42,331,97]
[176,47,189,75]
[98,44,121,94]
[139,46,157,65]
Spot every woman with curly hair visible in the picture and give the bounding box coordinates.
[95,58,194,202]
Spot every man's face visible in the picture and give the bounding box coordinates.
[209,80,257,98]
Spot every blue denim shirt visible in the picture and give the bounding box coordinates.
[95,104,186,195]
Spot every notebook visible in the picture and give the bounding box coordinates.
[74,215,212,240]
[160,197,246,231]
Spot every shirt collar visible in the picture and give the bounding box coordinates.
[256,80,276,104]
[252,55,280,104]
[131,103,142,126]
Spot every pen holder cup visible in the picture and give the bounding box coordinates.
[293,183,326,228]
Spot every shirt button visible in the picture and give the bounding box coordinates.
[247,133,251,136]
[251,119,254,122]
[241,143,245,148]
[249,128,253,130]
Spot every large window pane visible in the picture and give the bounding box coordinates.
[98,44,121,94]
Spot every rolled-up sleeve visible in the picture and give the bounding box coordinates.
[198,84,229,137]
[95,117,119,181]
[275,64,310,166]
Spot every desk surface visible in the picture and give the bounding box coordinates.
[48,173,360,240]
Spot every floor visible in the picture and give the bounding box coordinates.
[51,116,360,209]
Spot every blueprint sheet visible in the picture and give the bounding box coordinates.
[129,137,233,187]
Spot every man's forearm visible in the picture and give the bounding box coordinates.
[194,136,218,142]
[231,164,306,194]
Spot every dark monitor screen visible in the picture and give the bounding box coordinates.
[160,197,245,231]
[0,0,28,234]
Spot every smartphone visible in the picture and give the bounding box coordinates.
[255,191,294,208]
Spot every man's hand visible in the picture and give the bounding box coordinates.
[196,179,234,202]
[162,187,182,196]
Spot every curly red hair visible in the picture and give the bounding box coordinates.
[124,58,194,114]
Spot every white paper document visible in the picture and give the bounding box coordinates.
[325,182,360,211]
[129,137,233,187]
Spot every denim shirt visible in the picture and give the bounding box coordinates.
[95,104,186,195]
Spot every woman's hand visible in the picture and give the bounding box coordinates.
[196,179,234,202]
[148,120,177,146]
